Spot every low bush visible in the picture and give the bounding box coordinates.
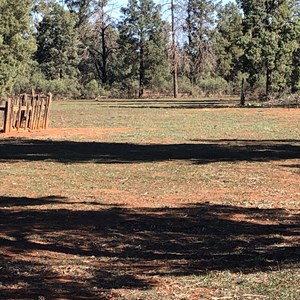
[81,80,109,99]
[198,77,231,96]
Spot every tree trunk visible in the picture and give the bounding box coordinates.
[266,67,272,98]
[101,26,108,84]
[171,0,178,98]
[187,1,194,86]
[240,78,245,106]
[139,42,144,98]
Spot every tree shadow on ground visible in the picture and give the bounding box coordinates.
[0,196,299,298]
[0,138,299,164]
[98,99,240,109]
[281,164,300,169]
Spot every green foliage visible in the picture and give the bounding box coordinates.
[47,78,81,98]
[0,0,299,99]
[148,75,172,95]
[178,76,199,95]
[214,3,244,83]
[64,0,95,28]
[0,0,36,96]
[117,0,170,97]
[81,79,108,99]
[238,0,299,96]
[35,1,80,81]
[198,77,231,96]
[110,78,140,98]
[12,60,39,94]
[20,62,82,98]
[184,0,218,84]
[291,47,300,92]
[291,16,300,92]
[178,76,231,97]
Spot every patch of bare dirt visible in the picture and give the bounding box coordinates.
[0,127,131,139]
[0,106,299,299]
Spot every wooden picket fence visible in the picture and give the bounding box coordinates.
[0,92,52,133]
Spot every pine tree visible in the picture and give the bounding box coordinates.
[214,3,243,85]
[0,0,36,96]
[117,0,169,97]
[35,2,79,81]
[184,0,218,85]
[238,0,299,96]
[64,0,95,28]
[291,6,300,92]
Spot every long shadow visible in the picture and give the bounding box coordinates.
[0,195,65,207]
[98,99,240,110]
[97,98,299,109]
[281,164,300,169]
[0,138,299,164]
[0,196,299,298]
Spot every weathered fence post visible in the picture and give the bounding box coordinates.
[3,99,12,133]
[44,93,52,129]
[29,95,36,130]
[15,96,22,130]
[1,92,51,133]
[25,95,30,129]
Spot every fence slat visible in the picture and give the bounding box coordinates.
[33,97,40,130]
[1,93,51,133]
[9,99,14,132]
[25,102,31,129]
[44,93,52,129]
[16,99,22,130]
[3,100,11,133]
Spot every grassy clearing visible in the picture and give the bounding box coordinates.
[0,98,299,299]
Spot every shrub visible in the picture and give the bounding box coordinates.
[198,77,231,96]
[81,80,108,99]
[44,78,81,99]
[178,76,203,97]
[13,67,81,99]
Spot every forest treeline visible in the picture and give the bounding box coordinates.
[0,0,299,99]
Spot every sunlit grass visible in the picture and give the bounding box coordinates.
[0,98,299,299]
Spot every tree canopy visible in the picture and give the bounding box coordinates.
[0,0,299,98]
[0,0,36,96]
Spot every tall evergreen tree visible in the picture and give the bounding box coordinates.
[118,0,169,97]
[184,0,218,85]
[214,2,243,84]
[0,0,36,96]
[64,0,95,28]
[35,2,79,80]
[238,0,299,96]
[291,5,300,92]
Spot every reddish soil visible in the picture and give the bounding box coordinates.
[1,127,131,139]
[0,118,299,299]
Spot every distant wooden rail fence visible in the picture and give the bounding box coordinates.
[0,93,52,133]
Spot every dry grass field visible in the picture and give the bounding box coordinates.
[0,98,299,299]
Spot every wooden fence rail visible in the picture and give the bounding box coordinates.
[0,93,52,133]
